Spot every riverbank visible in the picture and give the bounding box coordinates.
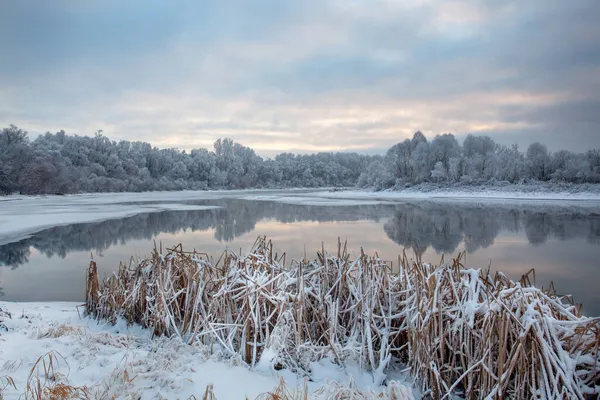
[308,182,600,202]
[1,237,599,398]
[0,302,413,399]
[88,238,599,398]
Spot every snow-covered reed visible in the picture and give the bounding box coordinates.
[86,237,600,399]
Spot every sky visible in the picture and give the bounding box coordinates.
[1,0,599,157]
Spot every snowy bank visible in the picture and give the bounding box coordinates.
[0,302,414,399]
[303,184,600,202]
[84,237,600,399]
[0,197,220,246]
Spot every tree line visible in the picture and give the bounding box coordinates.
[1,125,599,195]
[359,131,600,189]
[0,125,375,194]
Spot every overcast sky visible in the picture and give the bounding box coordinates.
[1,1,599,156]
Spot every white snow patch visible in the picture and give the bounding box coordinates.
[0,302,415,399]
[0,200,220,246]
[301,188,600,203]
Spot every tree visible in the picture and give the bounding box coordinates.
[526,142,550,181]
[462,135,497,180]
[357,160,392,190]
[386,140,412,181]
[410,142,431,182]
[1,124,598,195]
[0,126,31,194]
[411,131,427,149]
[463,134,495,158]
[169,161,190,181]
[0,125,28,148]
[430,133,461,173]
[495,144,524,183]
[448,157,462,182]
[431,161,447,182]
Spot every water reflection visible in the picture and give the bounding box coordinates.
[0,201,392,269]
[1,199,600,315]
[383,204,600,255]
[1,200,599,269]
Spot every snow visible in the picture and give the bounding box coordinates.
[0,301,415,399]
[301,187,600,203]
[0,198,220,246]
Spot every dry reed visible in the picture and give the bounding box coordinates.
[85,237,600,399]
[24,351,89,400]
[37,324,85,339]
[0,375,17,400]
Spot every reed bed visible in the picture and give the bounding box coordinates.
[86,237,600,399]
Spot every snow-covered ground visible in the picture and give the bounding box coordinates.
[301,186,600,202]
[0,302,415,399]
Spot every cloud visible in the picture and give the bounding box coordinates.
[0,0,599,156]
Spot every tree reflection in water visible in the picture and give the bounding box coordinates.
[1,200,599,269]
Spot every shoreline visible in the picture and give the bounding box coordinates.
[2,187,600,247]
[0,183,600,204]
[0,301,413,399]
[85,238,600,398]
[1,237,599,398]
[308,183,600,202]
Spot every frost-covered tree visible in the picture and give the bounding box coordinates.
[526,142,551,181]
[1,124,598,195]
[431,161,447,182]
[586,150,600,183]
[357,160,393,190]
[376,131,598,188]
[462,135,497,180]
[0,125,31,194]
[386,140,412,181]
[430,133,461,173]
[410,141,431,182]
[411,130,427,149]
[448,157,463,182]
[463,135,495,158]
[0,125,381,194]
[495,144,525,183]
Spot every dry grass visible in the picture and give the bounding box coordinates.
[192,378,413,400]
[37,324,85,339]
[90,366,137,400]
[5,354,411,400]
[0,375,17,400]
[24,351,89,399]
[85,237,600,399]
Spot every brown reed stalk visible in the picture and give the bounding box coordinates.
[85,237,600,399]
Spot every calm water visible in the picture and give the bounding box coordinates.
[1,198,599,315]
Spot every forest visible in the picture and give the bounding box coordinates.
[1,125,599,195]
[359,131,600,189]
